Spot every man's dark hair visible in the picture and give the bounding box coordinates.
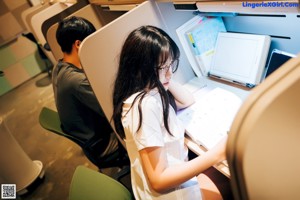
[56,16,96,54]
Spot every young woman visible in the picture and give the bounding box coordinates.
[113,25,229,200]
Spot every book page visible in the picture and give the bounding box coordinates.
[178,87,242,149]
[186,17,226,76]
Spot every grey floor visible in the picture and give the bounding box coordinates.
[0,72,131,200]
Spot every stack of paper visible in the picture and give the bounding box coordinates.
[178,87,242,149]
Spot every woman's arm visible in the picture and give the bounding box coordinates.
[139,136,227,193]
[168,80,195,110]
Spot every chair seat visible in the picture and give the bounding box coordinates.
[69,166,133,200]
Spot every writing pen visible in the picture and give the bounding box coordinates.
[187,33,200,55]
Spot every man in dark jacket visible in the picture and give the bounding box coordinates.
[52,16,119,162]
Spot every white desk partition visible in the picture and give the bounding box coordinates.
[30,3,70,64]
[79,1,164,145]
[227,54,300,200]
[46,24,61,62]
[21,3,51,34]
[45,4,109,61]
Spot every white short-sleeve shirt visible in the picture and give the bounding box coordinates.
[122,89,202,200]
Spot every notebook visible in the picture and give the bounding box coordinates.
[176,15,227,78]
[209,32,271,88]
[262,49,296,79]
[177,87,242,149]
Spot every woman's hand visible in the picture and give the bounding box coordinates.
[207,135,228,163]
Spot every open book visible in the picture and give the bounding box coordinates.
[177,87,242,149]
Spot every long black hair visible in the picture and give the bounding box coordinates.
[113,25,180,139]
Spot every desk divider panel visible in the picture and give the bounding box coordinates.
[30,3,70,64]
[227,53,300,200]
[79,1,164,144]
[45,4,116,62]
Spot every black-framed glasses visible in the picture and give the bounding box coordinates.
[158,59,179,74]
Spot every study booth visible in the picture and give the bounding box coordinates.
[21,0,125,69]
[78,0,300,198]
[42,1,126,62]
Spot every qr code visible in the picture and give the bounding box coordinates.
[1,184,16,199]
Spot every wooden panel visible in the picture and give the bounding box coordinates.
[172,0,300,12]
[0,1,30,46]
[89,0,145,5]
[196,0,300,13]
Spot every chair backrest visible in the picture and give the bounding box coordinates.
[69,166,133,200]
[39,107,83,145]
[39,107,130,174]
[227,54,300,200]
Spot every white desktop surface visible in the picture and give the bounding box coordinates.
[184,76,250,100]
[182,76,251,177]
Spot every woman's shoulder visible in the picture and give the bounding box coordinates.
[144,90,161,104]
[124,89,158,102]
[124,90,162,112]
